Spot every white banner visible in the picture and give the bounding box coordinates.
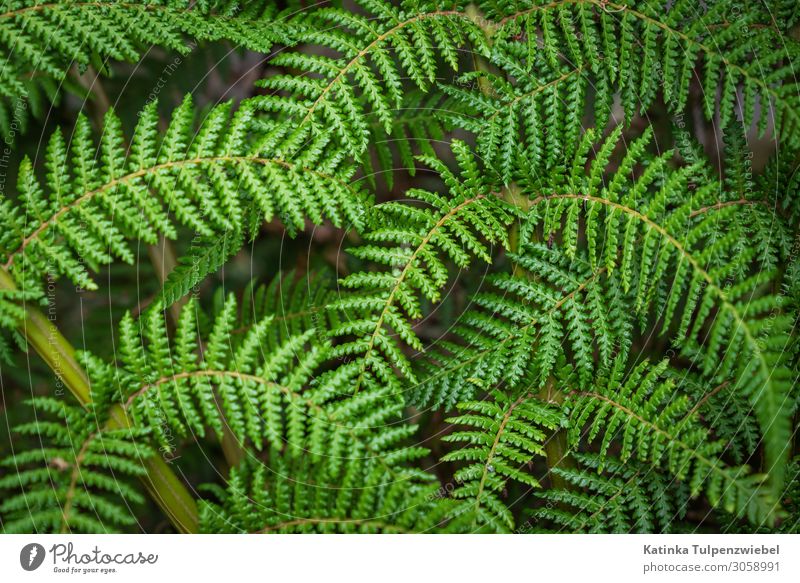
[0,534,796,582]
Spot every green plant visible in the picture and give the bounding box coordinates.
[0,0,797,535]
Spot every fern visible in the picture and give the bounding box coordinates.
[0,0,797,539]
[362,89,448,191]
[718,135,789,274]
[109,294,327,452]
[0,283,37,362]
[102,281,429,484]
[481,0,800,144]
[155,229,244,310]
[519,126,796,496]
[200,449,448,533]
[0,397,153,533]
[0,0,283,140]
[667,369,762,467]
[566,357,777,524]
[774,458,800,533]
[440,44,592,184]
[236,269,343,350]
[0,96,368,305]
[413,243,632,408]
[531,453,690,533]
[440,390,563,532]
[252,0,486,158]
[330,140,515,395]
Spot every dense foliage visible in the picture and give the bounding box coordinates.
[0,0,798,534]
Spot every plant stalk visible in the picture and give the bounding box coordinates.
[467,7,575,487]
[147,234,184,325]
[146,235,244,470]
[537,378,573,490]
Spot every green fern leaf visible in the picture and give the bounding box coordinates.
[566,357,778,525]
[441,390,564,533]
[0,398,153,533]
[330,141,515,394]
[0,97,369,302]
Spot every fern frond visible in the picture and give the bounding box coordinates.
[520,126,796,496]
[155,230,244,310]
[252,0,485,157]
[719,126,795,272]
[0,96,368,303]
[363,89,448,191]
[0,397,153,533]
[531,453,689,533]
[235,269,342,351]
[109,294,328,452]
[0,0,283,138]
[440,391,563,532]
[566,357,777,525]
[412,243,632,408]
[758,146,800,239]
[440,43,592,183]
[330,140,515,394]
[483,0,800,144]
[667,370,761,467]
[111,284,423,481]
[200,449,449,533]
[774,458,800,533]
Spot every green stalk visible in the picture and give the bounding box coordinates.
[467,6,575,486]
[147,235,243,469]
[537,378,572,490]
[0,267,199,533]
[147,234,185,326]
